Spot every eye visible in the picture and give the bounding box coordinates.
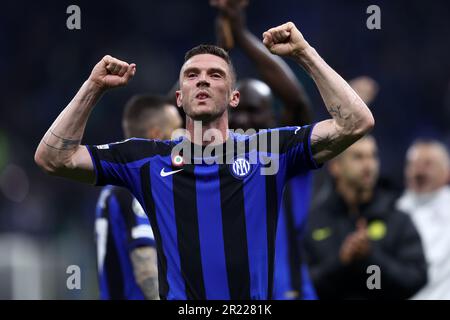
[211,73,222,79]
[187,72,197,79]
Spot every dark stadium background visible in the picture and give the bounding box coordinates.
[0,0,449,298]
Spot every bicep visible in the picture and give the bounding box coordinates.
[310,119,361,164]
[63,145,95,184]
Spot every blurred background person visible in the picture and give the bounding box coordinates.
[211,0,317,300]
[397,140,450,299]
[304,136,427,299]
[95,94,182,299]
[348,76,379,111]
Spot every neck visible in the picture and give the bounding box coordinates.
[336,180,373,215]
[185,113,229,146]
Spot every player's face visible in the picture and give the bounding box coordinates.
[177,54,239,122]
[335,137,379,191]
[405,144,450,194]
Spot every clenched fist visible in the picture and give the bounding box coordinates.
[262,22,310,58]
[88,55,136,90]
[209,0,249,10]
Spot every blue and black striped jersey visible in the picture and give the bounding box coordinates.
[87,125,321,300]
[273,173,317,300]
[95,185,156,300]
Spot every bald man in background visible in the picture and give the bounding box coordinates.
[397,140,450,299]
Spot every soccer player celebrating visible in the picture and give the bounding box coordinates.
[35,21,374,299]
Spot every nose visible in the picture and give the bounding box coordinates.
[196,73,210,88]
[196,80,210,88]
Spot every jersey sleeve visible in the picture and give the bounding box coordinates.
[277,124,322,179]
[86,138,161,189]
[113,188,156,251]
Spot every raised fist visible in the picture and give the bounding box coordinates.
[88,55,136,90]
[209,0,249,11]
[262,22,310,57]
[211,0,249,49]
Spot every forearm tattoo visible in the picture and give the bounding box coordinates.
[43,130,81,150]
[328,105,343,118]
[328,105,356,129]
[327,104,353,121]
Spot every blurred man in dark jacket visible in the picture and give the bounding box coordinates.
[304,135,427,299]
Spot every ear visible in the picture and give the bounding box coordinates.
[175,90,183,108]
[229,90,240,108]
[146,127,163,140]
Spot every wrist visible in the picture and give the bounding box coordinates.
[291,44,315,63]
[292,45,318,75]
[229,14,246,32]
[85,78,107,95]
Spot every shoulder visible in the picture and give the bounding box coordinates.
[440,186,450,200]
[260,126,313,139]
[101,137,176,153]
[371,190,412,224]
[230,125,314,152]
[89,137,179,163]
[230,126,312,139]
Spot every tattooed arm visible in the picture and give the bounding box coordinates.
[263,22,375,164]
[130,247,159,300]
[34,55,136,183]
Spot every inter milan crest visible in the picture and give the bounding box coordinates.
[230,158,252,179]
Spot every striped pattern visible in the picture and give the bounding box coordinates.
[89,126,320,300]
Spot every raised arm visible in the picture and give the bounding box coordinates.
[34,55,136,183]
[263,22,375,164]
[212,0,313,125]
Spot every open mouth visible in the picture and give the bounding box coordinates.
[414,175,427,186]
[196,91,210,100]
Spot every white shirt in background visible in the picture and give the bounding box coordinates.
[397,186,450,300]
